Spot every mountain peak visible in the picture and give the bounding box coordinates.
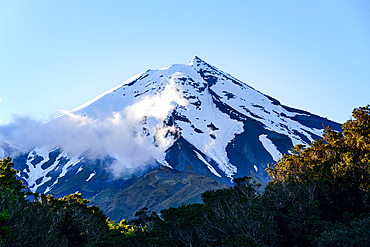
[189,55,209,67]
[7,56,343,222]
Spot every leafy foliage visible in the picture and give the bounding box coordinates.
[317,215,370,246]
[0,157,108,246]
[0,157,26,193]
[264,105,370,246]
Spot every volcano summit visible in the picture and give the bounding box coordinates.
[2,56,341,220]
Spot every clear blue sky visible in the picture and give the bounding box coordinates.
[0,0,369,125]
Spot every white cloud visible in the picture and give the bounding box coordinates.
[0,77,188,179]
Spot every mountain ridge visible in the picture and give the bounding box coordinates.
[2,56,342,221]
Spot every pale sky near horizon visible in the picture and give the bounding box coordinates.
[0,0,369,125]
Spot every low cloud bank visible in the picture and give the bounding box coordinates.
[0,76,187,178]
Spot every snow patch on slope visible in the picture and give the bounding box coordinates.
[23,147,83,193]
[191,56,324,148]
[76,166,83,174]
[86,173,96,182]
[194,151,221,178]
[259,134,282,161]
[160,67,243,178]
[59,152,83,178]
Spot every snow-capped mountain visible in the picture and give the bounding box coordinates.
[3,56,341,220]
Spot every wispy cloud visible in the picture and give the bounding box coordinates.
[0,75,188,178]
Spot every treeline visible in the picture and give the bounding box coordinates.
[1,105,370,246]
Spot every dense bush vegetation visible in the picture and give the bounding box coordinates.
[0,157,108,247]
[0,105,369,246]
